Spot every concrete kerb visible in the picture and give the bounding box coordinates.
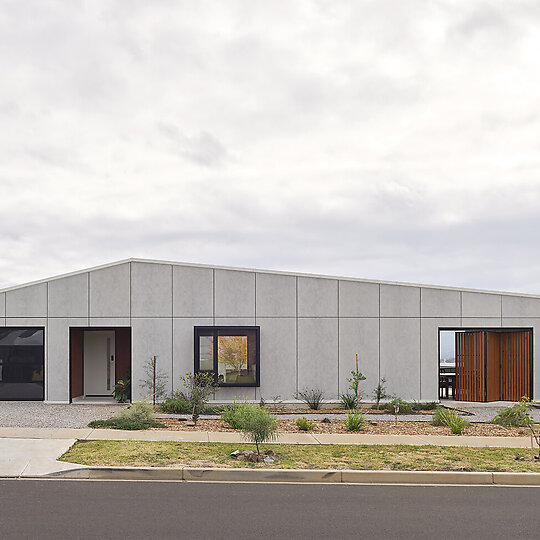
[44,466,540,486]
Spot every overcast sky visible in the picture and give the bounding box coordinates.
[1,1,540,293]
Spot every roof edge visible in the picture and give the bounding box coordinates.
[0,257,539,300]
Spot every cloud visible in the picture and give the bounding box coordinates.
[1,1,540,296]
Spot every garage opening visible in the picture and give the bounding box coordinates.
[70,327,131,402]
[439,328,532,402]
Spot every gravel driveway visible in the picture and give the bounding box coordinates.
[0,402,127,428]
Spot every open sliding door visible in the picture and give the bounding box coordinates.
[455,331,485,401]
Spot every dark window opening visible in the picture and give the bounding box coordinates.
[0,327,44,401]
[194,327,260,387]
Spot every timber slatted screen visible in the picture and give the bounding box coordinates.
[455,331,485,401]
[454,330,531,402]
[500,331,530,401]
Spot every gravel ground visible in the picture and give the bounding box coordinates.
[443,402,540,423]
[0,402,128,428]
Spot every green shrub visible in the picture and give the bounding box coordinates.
[372,377,390,409]
[492,399,533,427]
[340,393,357,410]
[297,388,325,410]
[113,373,130,403]
[161,392,192,414]
[344,410,366,431]
[380,398,413,414]
[432,407,470,434]
[296,417,316,431]
[221,402,249,429]
[236,404,278,455]
[89,401,165,430]
[411,401,437,411]
[180,372,218,424]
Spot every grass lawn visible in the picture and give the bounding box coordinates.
[60,441,540,472]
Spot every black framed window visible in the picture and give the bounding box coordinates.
[0,327,45,401]
[194,326,260,387]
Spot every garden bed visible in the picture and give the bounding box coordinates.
[146,418,530,437]
[60,440,540,472]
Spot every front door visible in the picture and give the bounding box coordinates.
[84,331,115,396]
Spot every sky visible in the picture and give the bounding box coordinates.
[2,1,540,292]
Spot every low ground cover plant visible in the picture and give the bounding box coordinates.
[344,410,366,431]
[411,402,436,411]
[296,388,325,410]
[89,401,165,430]
[161,392,192,414]
[296,417,316,431]
[431,407,470,434]
[379,398,413,414]
[221,402,251,429]
[113,373,130,403]
[491,398,533,427]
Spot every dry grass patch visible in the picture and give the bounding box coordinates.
[60,440,540,472]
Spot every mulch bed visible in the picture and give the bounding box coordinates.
[152,418,530,437]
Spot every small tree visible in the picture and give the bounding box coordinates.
[238,405,278,456]
[346,354,366,411]
[140,356,169,409]
[180,372,218,424]
[372,377,390,410]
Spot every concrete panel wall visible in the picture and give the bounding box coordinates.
[502,296,540,318]
[173,266,213,317]
[131,318,173,401]
[48,274,89,318]
[298,277,338,318]
[0,292,5,317]
[421,288,460,318]
[339,281,379,318]
[89,264,130,318]
[338,318,379,397]
[380,318,420,400]
[131,262,172,317]
[461,318,501,328]
[421,318,460,401]
[255,273,296,318]
[257,318,297,401]
[89,318,131,327]
[214,270,255,318]
[380,285,420,318]
[462,292,501,318]
[47,318,87,402]
[6,284,47,317]
[172,317,213,393]
[298,318,338,399]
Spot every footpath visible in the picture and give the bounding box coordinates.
[1,427,539,486]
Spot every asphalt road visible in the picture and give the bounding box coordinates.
[0,479,538,540]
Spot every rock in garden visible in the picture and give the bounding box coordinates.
[321,418,331,423]
[264,456,275,464]
[230,450,242,457]
[265,449,276,457]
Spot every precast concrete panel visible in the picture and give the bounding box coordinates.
[6,283,47,318]
[502,296,540,318]
[131,262,173,317]
[48,274,89,318]
[89,318,131,327]
[257,318,297,401]
[89,264,130,318]
[380,318,420,400]
[380,285,420,318]
[214,386,257,401]
[461,318,501,328]
[0,318,4,326]
[421,288,460,318]
[255,273,296,318]
[462,292,501,318]
[338,281,379,318]
[421,318,460,401]
[338,318,379,397]
[502,318,539,400]
[6,318,48,327]
[0,292,5,317]
[173,266,213,317]
[172,317,213,393]
[297,277,338,317]
[214,270,255,318]
[298,318,338,399]
[47,318,87,402]
[131,318,173,401]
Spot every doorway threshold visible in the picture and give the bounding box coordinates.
[71,396,121,405]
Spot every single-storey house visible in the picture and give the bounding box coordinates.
[0,258,537,404]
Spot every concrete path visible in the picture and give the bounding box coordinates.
[0,438,82,477]
[0,426,534,448]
